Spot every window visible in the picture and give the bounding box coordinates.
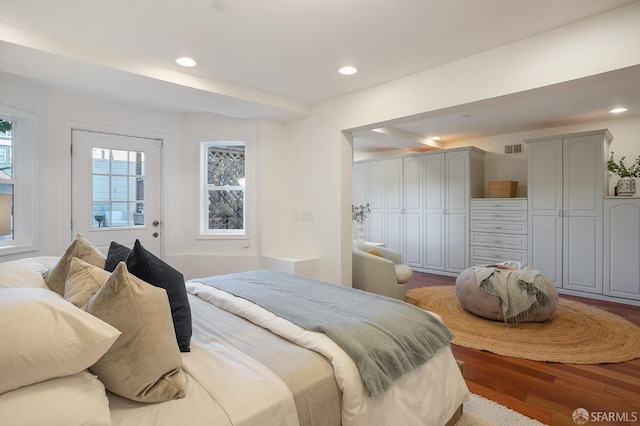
[0,107,37,254]
[0,120,12,241]
[91,147,146,229]
[200,142,246,236]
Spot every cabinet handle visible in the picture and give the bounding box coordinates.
[494,240,502,243]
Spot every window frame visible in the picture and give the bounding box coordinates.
[199,141,247,238]
[0,105,38,255]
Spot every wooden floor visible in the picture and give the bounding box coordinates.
[407,272,640,426]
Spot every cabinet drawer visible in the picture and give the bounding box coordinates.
[471,199,527,211]
[471,232,528,249]
[470,210,528,222]
[471,220,527,234]
[470,246,528,263]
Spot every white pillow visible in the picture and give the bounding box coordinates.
[0,371,112,426]
[0,256,60,289]
[0,288,121,394]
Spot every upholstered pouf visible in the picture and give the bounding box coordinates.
[455,267,559,323]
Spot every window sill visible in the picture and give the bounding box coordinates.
[0,245,39,257]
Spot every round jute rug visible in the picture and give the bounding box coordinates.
[406,286,640,364]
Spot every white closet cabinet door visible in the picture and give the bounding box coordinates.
[423,153,446,271]
[404,156,423,267]
[562,135,603,294]
[367,161,385,243]
[445,151,469,273]
[605,200,640,300]
[528,139,563,287]
[385,158,404,253]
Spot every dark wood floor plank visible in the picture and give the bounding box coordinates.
[408,272,640,425]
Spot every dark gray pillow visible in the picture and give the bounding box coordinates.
[125,240,192,352]
[104,241,131,272]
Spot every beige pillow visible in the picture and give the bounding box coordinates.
[0,288,120,394]
[84,262,185,403]
[64,257,111,308]
[44,234,106,296]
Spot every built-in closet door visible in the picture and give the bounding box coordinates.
[528,130,608,292]
[562,135,603,294]
[384,158,404,253]
[528,140,563,287]
[353,163,368,207]
[445,150,470,273]
[352,163,368,241]
[404,156,423,267]
[367,161,385,244]
[423,153,446,271]
[604,200,640,301]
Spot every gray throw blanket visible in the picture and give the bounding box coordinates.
[474,263,550,325]
[197,270,454,397]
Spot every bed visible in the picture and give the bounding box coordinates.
[0,235,469,426]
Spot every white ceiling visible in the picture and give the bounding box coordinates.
[1,0,638,152]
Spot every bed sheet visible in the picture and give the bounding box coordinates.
[109,337,297,426]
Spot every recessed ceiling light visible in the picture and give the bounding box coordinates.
[338,65,358,76]
[609,107,628,114]
[176,57,197,67]
[430,136,441,140]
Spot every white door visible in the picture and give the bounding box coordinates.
[403,156,423,267]
[71,130,163,256]
[563,134,603,294]
[423,153,445,271]
[528,139,563,287]
[384,158,403,252]
[367,161,385,244]
[445,151,469,273]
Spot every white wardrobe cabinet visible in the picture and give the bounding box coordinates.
[526,129,611,294]
[604,199,640,301]
[353,147,484,275]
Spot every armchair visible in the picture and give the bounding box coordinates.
[352,243,413,300]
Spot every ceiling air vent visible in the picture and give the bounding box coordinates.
[504,144,523,155]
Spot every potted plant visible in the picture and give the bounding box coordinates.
[607,152,640,196]
[352,203,370,243]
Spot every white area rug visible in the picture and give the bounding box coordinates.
[456,394,548,426]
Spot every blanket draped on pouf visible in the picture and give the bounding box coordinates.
[474,264,550,325]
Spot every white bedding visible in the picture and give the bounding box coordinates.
[186,280,470,426]
[0,256,468,426]
[109,338,299,426]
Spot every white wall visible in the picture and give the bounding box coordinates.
[0,73,297,280]
[285,1,640,285]
[2,2,639,286]
[0,72,182,261]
